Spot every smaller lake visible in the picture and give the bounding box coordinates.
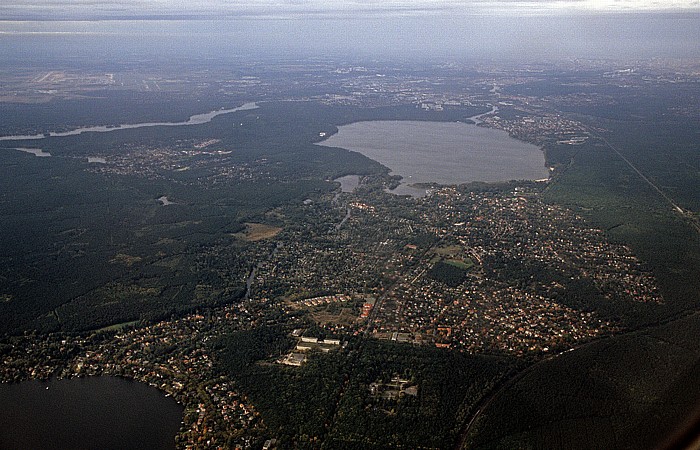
[14,147,51,157]
[335,175,361,193]
[158,196,175,206]
[318,121,548,195]
[0,377,183,450]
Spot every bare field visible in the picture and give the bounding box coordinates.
[235,223,283,241]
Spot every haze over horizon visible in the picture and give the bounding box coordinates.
[0,1,698,61]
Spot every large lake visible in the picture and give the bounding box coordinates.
[0,377,183,450]
[318,121,548,195]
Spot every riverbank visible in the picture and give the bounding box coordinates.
[0,102,258,142]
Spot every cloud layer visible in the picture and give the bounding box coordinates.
[1,0,698,21]
[0,0,696,61]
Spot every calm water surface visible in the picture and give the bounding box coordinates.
[318,121,548,195]
[14,147,51,157]
[0,102,258,142]
[0,377,183,450]
[334,175,361,193]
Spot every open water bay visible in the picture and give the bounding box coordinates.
[318,121,548,195]
[0,377,183,450]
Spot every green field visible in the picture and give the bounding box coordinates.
[444,259,474,270]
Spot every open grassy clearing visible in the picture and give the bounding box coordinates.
[234,223,283,241]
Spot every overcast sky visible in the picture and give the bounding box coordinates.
[0,0,698,20]
[0,1,698,61]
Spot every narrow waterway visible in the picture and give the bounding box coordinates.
[0,102,258,142]
[468,104,499,125]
